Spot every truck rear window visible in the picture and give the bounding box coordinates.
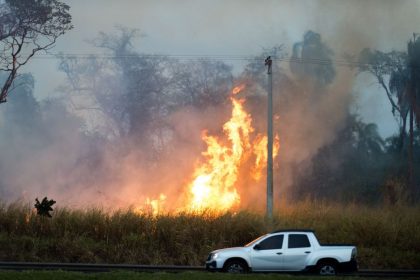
[288,234,311,248]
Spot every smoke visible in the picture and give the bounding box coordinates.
[277,69,355,202]
[2,0,420,210]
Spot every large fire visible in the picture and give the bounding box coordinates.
[187,97,249,211]
[140,85,279,215]
[186,85,279,213]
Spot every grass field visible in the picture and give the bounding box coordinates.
[0,200,419,269]
[0,271,398,280]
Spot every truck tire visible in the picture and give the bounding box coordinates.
[223,259,249,273]
[317,261,337,276]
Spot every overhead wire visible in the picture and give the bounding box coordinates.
[20,52,405,68]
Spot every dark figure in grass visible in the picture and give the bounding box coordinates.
[34,197,56,218]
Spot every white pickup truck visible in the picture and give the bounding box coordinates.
[205,230,357,275]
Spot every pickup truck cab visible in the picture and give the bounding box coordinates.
[205,230,357,275]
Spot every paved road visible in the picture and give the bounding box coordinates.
[0,262,419,277]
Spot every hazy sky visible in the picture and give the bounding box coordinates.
[25,0,420,137]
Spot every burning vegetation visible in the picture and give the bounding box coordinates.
[136,85,279,215]
[0,24,419,212]
[186,85,279,213]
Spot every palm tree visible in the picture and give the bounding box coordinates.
[358,35,420,200]
[406,35,420,199]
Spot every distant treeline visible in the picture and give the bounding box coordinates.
[0,28,419,205]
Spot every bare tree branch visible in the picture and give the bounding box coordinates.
[0,0,73,103]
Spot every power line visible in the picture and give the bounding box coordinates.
[25,52,365,67]
[17,52,416,69]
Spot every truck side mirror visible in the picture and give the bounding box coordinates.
[253,244,261,250]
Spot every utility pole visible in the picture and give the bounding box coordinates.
[408,33,418,201]
[265,56,273,219]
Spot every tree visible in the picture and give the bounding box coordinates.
[290,31,335,87]
[294,115,387,203]
[358,35,420,201]
[58,53,128,138]
[59,27,236,161]
[59,27,176,161]
[0,73,45,153]
[408,35,420,129]
[358,48,409,149]
[0,73,41,128]
[406,35,420,199]
[171,59,233,107]
[0,0,72,103]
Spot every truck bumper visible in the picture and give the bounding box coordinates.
[338,259,358,273]
[205,260,222,272]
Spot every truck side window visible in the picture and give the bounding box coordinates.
[258,235,284,250]
[288,234,311,248]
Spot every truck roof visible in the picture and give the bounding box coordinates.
[270,229,315,234]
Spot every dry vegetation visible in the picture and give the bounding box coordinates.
[0,200,419,269]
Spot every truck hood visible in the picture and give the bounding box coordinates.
[213,247,248,254]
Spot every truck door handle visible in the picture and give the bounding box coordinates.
[276,252,283,255]
[305,251,311,254]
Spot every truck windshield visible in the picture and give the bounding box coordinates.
[244,234,268,247]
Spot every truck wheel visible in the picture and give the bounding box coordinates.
[317,261,337,276]
[223,259,248,273]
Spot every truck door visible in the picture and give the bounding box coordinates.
[250,234,284,271]
[282,234,312,271]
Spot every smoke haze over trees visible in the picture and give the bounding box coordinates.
[0,1,419,209]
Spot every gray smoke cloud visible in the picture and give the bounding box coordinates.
[1,0,420,210]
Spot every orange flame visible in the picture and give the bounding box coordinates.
[136,194,166,216]
[188,97,251,212]
[251,135,280,181]
[232,84,246,95]
[185,85,280,213]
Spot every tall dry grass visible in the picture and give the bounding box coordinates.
[0,200,418,268]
